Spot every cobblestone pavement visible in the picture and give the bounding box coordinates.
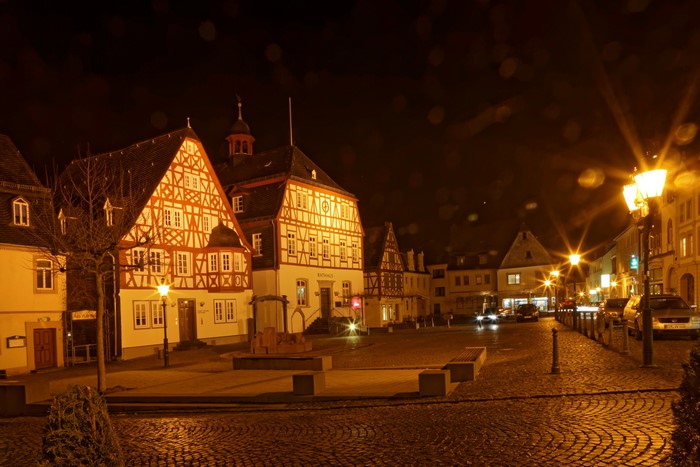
[1,317,694,466]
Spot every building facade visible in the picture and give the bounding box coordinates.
[0,135,67,375]
[216,101,364,334]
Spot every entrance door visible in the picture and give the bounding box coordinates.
[320,288,331,319]
[178,299,197,342]
[34,328,56,370]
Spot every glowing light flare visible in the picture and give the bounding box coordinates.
[634,169,666,200]
[157,282,170,298]
[569,254,581,266]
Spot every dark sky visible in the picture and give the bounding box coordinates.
[3,0,700,262]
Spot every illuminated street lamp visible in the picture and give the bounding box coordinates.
[550,270,560,320]
[569,254,581,328]
[157,281,170,368]
[623,167,667,367]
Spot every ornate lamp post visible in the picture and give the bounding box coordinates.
[157,282,170,368]
[624,168,666,367]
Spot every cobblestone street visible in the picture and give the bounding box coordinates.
[0,318,693,466]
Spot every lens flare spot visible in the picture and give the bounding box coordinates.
[578,168,605,189]
[675,123,698,146]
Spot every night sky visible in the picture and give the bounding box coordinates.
[3,0,700,262]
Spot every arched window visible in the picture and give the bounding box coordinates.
[12,198,29,226]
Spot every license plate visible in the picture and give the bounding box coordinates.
[664,324,686,329]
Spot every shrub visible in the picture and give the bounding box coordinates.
[670,345,700,465]
[39,385,123,466]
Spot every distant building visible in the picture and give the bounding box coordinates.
[216,99,364,334]
[0,134,67,375]
[363,222,405,327]
[401,249,431,321]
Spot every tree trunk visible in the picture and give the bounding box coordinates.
[95,272,107,393]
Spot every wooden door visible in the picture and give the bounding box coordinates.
[320,288,331,319]
[34,328,56,370]
[178,299,197,342]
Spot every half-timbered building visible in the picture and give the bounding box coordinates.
[216,101,364,334]
[363,222,405,327]
[0,135,67,375]
[59,126,253,360]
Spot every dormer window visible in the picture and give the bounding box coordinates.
[233,196,243,213]
[311,169,317,180]
[104,198,114,227]
[12,198,29,226]
[58,209,67,234]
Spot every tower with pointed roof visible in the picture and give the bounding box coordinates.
[216,98,365,335]
[226,96,255,158]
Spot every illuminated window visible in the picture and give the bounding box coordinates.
[296,192,308,210]
[351,242,359,262]
[149,251,163,274]
[176,252,190,275]
[221,252,232,272]
[214,300,224,323]
[322,238,329,259]
[226,300,237,322]
[340,241,347,261]
[309,236,317,258]
[133,249,145,272]
[296,279,307,306]
[507,273,521,285]
[209,252,218,272]
[342,281,351,306]
[234,252,243,272]
[13,198,29,226]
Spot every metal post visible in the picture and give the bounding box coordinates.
[554,283,559,322]
[551,328,561,374]
[621,318,630,355]
[162,297,169,368]
[607,319,613,347]
[582,312,588,337]
[641,209,654,367]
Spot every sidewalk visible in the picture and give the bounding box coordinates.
[4,318,690,414]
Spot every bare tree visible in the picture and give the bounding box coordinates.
[33,156,155,393]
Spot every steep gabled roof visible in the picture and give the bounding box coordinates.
[57,127,198,236]
[217,145,354,197]
[363,222,404,270]
[500,223,555,269]
[229,183,286,222]
[0,133,54,248]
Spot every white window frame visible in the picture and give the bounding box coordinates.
[209,252,218,272]
[149,250,163,274]
[507,273,521,285]
[296,279,308,306]
[133,248,146,273]
[296,192,308,210]
[340,240,347,261]
[36,259,53,290]
[13,198,29,226]
[252,233,262,256]
[351,242,359,262]
[234,252,243,272]
[309,236,317,258]
[134,302,149,329]
[322,238,330,259]
[233,196,243,213]
[176,252,191,276]
[342,281,351,306]
[151,301,164,328]
[203,216,210,233]
[221,252,232,272]
[288,232,297,255]
[225,300,237,322]
[214,300,225,323]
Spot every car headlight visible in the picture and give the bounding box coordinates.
[691,316,700,325]
[476,315,484,321]
[488,314,497,320]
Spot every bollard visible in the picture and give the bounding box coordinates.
[606,319,613,347]
[582,312,588,337]
[621,319,630,355]
[551,328,561,374]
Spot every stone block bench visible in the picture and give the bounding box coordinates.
[0,381,50,416]
[233,355,332,371]
[442,347,487,382]
[418,369,450,396]
[292,371,326,395]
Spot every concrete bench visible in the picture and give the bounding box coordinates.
[419,369,450,396]
[0,381,50,416]
[443,347,487,382]
[233,355,332,371]
[293,371,325,396]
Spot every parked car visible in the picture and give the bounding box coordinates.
[598,297,630,327]
[622,294,700,340]
[516,303,539,322]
